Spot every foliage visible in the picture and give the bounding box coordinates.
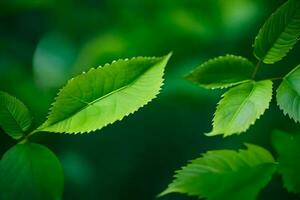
[185,55,254,89]
[38,54,171,134]
[160,0,300,199]
[1,0,300,199]
[277,64,300,122]
[0,54,171,199]
[0,143,64,200]
[185,0,300,137]
[160,144,276,200]
[253,0,300,64]
[272,130,300,194]
[0,91,32,139]
[207,80,272,137]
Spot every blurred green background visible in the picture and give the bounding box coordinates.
[0,0,300,199]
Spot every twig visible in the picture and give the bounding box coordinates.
[252,60,262,79]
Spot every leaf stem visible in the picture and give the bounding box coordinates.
[252,60,262,79]
[259,77,283,82]
[269,77,283,81]
[18,137,28,144]
[18,129,39,144]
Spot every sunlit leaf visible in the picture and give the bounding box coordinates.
[207,80,272,137]
[0,143,64,200]
[37,54,171,134]
[0,91,32,139]
[253,0,300,64]
[185,55,254,89]
[272,130,300,194]
[160,144,276,200]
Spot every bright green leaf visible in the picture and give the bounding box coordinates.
[207,80,272,137]
[160,144,276,200]
[253,0,300,64]
[0,91,32,139]
[277,64,300,122]
[37,53,171,134]
[272,130,300,194]
[185,55,255,89]
[0,143,64,200]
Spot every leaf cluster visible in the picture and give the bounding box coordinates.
[185,0,300,137]
[0,54,171,199]
[160,0,300,199]
[161,131,300,199]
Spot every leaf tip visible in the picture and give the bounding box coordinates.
[163,52,173,62]
[205,130,220,137]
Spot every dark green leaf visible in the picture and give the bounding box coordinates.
[185,55,254,89]
[160,144,276,200]
[0,91,32,139]
[0,143,64,200]
[272,130,300,194]
[254,0,300,64]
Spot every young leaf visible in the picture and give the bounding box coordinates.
[37,54,171,134]
[185,55,254,89]
[272,130,300,194]
[207,80,272,137]
[253,0,300,64]
[0,143,64,200]
[277,64,300,122]
[160,144,276,200]
[0,91,32,139]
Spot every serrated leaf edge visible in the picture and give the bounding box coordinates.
[0,91,32,139]
[206,80,273,137]
[185,54,255,89]
[276,82,300,123]
[159,143,276,197]
[253,0,300,64]
[37,53,171,134]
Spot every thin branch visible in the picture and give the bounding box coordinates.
[18,129,40,144]
[269,77,283,81]
[259,77,283,82]
[252,60,262,79]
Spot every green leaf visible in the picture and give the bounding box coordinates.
[253,0,300,64]
[185,55,255,89]
[272,130,300,194]
[207,80,272,137]
[0,143,64,200]
[277,64,300,122]
[0,91,32,139]
[38,53,171,134]
[160,144,276,200]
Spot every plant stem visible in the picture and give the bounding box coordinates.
[259,77,283,82]
[269,77,283,81]
[18,137,28,144]
[18,129,39,144]
[252,60,262,79]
